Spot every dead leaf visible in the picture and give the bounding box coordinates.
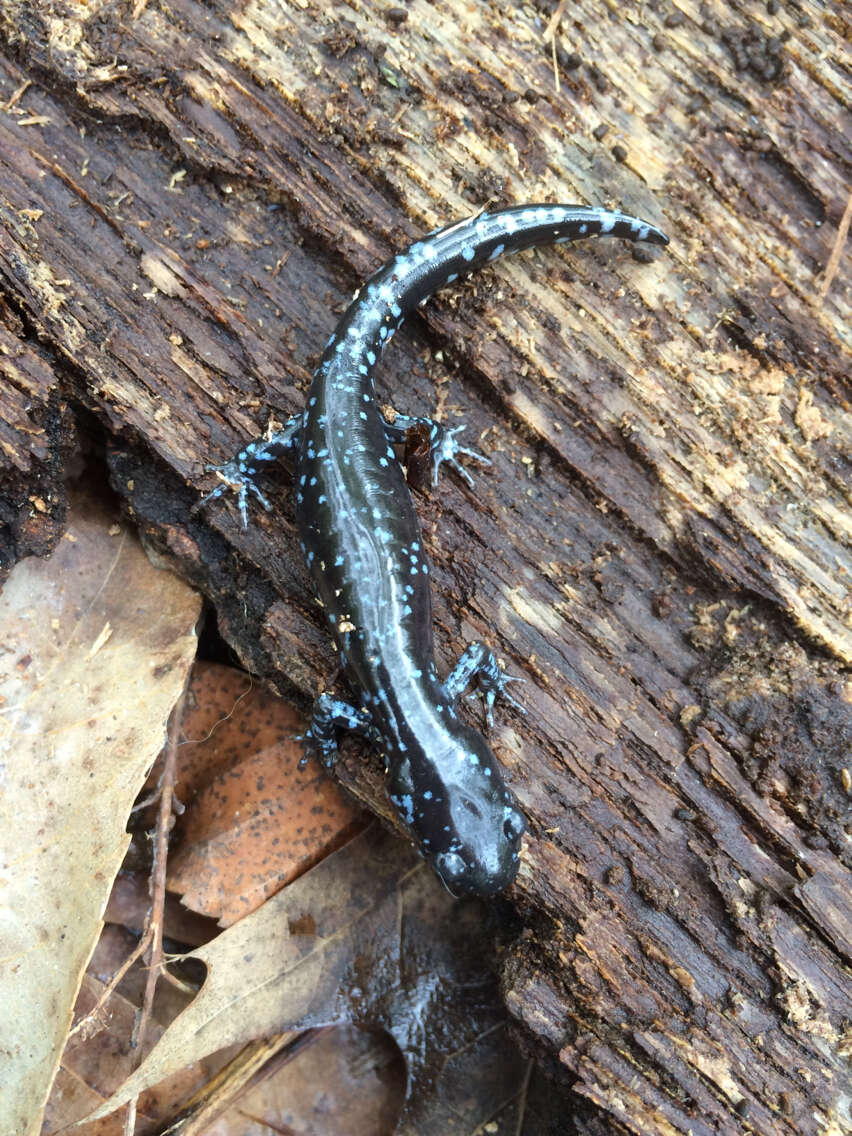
[82,825,530,1131]
[44,938,239,1135]
[165,662,365,926]
[214,1024,405,1135]
[104,869,215,948]
[0,490,200,1136]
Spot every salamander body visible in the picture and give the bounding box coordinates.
[203,205,668,896]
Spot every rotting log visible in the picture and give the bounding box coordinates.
[0,1,850,1133]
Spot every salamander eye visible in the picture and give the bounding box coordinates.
[503,809,525,841]
[463,798,482,819]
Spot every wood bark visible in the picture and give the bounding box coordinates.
[0,1,850,1133]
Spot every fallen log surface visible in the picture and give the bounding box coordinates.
[0,1,849,1132]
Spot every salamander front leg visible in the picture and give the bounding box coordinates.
[444,642,526,728]
[383,413,491,488]
[299,693,377,771]
[196,415,303,526]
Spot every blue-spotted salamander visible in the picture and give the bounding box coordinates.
[201,205,668,895]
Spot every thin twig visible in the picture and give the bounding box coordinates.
[130,788,163,813]
[817,187,852,305]
[513,1059,535,1136]
[3,78,30,111]
[123,687,187,1136]
[68,931,152,1038]
[30,150,126,237]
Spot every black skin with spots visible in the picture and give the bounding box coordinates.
[201,205,669,896]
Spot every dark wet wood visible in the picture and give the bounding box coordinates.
[0,1,849,1132]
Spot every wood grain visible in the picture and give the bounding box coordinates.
[0,1,849,1132]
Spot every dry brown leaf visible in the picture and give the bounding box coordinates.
[104,869,216,948]
[82,827,417,1121]
[215,1025,405,1135]
[0,490,201,1136]
[82,826,529,1130]
[44,951,240,1135]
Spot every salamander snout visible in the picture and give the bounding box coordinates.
[386,724,525,897]
[432,789,526,898]
[433,822,523,897]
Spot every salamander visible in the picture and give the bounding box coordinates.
[201,204,669,896]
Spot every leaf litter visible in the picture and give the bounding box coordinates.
[162,661,366,927]
[0,489,201,1136]
[83,824,532,1134]
[2,493,561,1134]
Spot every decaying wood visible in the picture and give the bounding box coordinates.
[0,1,849,1133]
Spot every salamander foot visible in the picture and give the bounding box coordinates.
[383,414,490,487]
[427,422,490,488]
[195,417,302,527]
[445,641,526,728]
[298,693,376,771]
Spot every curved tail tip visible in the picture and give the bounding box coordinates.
[611,212,669,247]
[633,220,668,246]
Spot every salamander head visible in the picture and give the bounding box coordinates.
[388,724,526,898]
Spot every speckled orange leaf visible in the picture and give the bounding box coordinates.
[151,662,288,800]
[167,662,365,926]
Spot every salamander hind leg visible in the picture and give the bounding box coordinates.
[445,642,526,728]
[298,692,377,770]
[383,413,491,488]
[196,415,303,527]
